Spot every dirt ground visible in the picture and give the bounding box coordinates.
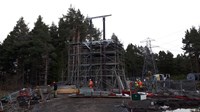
[31,95,130,112]
[3,93,200,112]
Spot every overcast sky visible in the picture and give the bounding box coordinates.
[1,0,200,56]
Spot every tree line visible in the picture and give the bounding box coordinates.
[0,8,101,90]
[0,7,198,90]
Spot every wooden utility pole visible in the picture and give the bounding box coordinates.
[87,14,111,40]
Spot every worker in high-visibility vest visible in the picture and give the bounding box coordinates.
[138,79,143,88]
[135,80,139,87]
[88,79,94,89]
[134,79,143,92]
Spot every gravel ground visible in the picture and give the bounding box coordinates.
[31,95,129,112]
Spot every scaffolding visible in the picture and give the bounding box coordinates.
[67,38,126,91]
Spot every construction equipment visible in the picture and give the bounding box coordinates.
[17,88,31,109]
[0,91,19,112]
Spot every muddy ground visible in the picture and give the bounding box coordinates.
[3,94,200,112]
[31,95,130,112]
[30,94,200,112]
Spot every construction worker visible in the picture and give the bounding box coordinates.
[53,81,57,98]
[88,79,94,89]
[134,79,143,92]
[138,79,143,88]
[134,79,139,92]
[135,79,139,88]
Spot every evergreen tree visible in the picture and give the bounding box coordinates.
[57,8,101,81]
[0,43,3,86]
[174,54,190,75]
[58,8,101,44]
[157,51,174,75]
[49,23,60,82]
[30,15,54,85]
[111,33,119,42]
[50,22,59,48]
[125,44,143,79]
[1,17,30,89]
[0,43,2,70]
[182,27,200,72]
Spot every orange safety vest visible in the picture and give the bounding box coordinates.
[138,81,143,88]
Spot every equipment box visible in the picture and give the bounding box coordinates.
[132,94,146,100]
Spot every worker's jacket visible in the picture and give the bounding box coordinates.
[135,81,138,87]
[89,81,94,88]
[138,81,143,88]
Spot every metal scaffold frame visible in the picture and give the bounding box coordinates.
[67,38,126,91]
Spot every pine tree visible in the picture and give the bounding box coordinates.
[182,27,200,72]
[125,44,143,78]
[157,51,174,75]
[49,23,60,82]
[57,8,101,81]
[30,15,54,85]
[1,17,30,89]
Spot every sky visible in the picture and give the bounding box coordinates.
[1,0,200,56]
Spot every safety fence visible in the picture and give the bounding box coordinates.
[144,80,200,93]
[0,91,19,112]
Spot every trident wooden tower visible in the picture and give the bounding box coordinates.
[67,15,126,91]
